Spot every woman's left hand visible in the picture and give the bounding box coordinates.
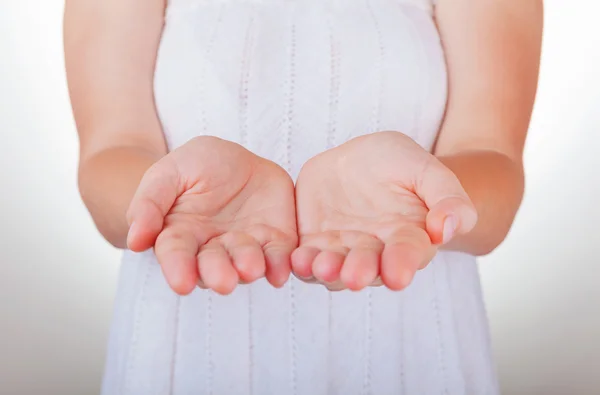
[292,131,478,291]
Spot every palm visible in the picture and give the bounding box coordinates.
[128,137,297,295]
[293,132,476,291]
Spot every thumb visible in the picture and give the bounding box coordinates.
[415,159,478,245]
[126,159,182,252]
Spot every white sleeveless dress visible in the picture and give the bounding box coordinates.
[102,0,500,393]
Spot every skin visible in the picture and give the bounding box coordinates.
[292,132,477,291]
[64,0,168,249]
[293,0,544,290]
[127,136,298,295]
[65,0,298,295]
[65,0,542,295]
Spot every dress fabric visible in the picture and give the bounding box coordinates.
[101,0,500,393]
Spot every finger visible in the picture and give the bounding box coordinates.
[293,273,318,283]
[221,233,266,283]
[415,158,477,245]
[126,160,181,252]
[292,230,342,279]
[324,280,346,292]
[427,196,478,245]
[370,276,384,287]
[380,244,422,291]
[381,229,435,291]
[312,250,346,285]
[196,279,208,289]
[154,226,199,295]
[197,240,239,295]
[264,242,295,288]
[340,248,380,291]
[291,246,321,280]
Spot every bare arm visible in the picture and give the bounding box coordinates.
[434,0,543,255]
[64,0,167,248]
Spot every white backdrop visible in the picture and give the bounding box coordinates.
[0,1,598,394]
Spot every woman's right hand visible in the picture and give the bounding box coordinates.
[126,136,298,296]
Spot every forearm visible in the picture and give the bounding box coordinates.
[79,147,162,248]
[437,150,524,256]
[65,0,167,248]
[431,0,542,255]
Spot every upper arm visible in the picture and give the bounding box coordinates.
[433,0,543,161]
[64,0,168,161]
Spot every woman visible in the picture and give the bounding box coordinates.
[64,0,542,393]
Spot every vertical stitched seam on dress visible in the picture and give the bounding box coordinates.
[399,6,426,145]
[248,287,254,395]
[122,258,152,395]
[285,25,296,173]
[326,12,340,394]
[327,292,333,395]
[363,0,385,392]
[442,253,468,393]
[396,10,410,395]
[207,292,214,395]
[239,10,257,395]
[202,10,222,395]
[399,291,406,395]
[287,16,298,395]
[199,7,224,138]
[363,289,374,395]
[367,0,384,134]
[239,11,255,148]
[169,296,182,395]
[433,262,449,394]
[289,280,298,395]
[326,16,341,149]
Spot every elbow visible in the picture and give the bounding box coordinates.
[469,231,510,257]
[464,229,507,256]
[477,164,526,256]
[94,219,128,250]
[467,190,525,257]
[470,202,524,257]
[78,170,128,250]
[97,227,128,250]
[105,236,128,250]
[85,207,129,249]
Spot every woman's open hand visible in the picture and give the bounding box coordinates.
[126,136,298,295]
[292,131,477,291]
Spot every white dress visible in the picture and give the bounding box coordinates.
[102,0,500,393]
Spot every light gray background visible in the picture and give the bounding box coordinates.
[1,1,598,394]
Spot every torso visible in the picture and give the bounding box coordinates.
[102,1,499,393]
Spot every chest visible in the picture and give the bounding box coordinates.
[153,0,446,176]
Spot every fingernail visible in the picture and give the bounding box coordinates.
[442,215,456,244]
[296,274,315,282]
[127,221,137,247]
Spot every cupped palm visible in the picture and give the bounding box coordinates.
[127,136,298,295]
[293,131,477,291]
